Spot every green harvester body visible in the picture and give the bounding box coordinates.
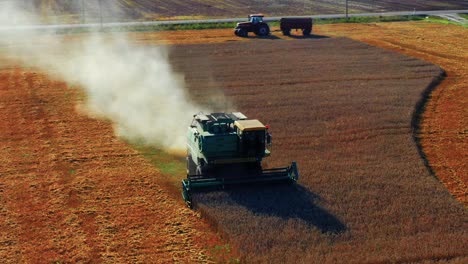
[182,112,299,208]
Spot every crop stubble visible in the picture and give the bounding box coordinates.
[167,38,467,262]
[0,68,221,262]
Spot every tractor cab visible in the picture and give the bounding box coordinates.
[249,14,264,24]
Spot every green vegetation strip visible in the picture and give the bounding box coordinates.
[458,13,468,20]
[424,15,468,28]
[132,144,186,180]
[313,15,425,24]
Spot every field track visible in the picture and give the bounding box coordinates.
[0,21,466,262]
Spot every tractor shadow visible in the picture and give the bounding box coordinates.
[225,183,346,233]
[247,34,281,40]
[283,33,329,39]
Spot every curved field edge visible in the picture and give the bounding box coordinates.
[411,70,446,185]
[316,22,467,206]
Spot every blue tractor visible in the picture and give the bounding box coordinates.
[182,112,299,208]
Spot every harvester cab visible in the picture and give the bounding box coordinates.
[182,112,299,208]
[234,14,270,37]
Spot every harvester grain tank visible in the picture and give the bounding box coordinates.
[182,112,299,208]
[234,14,270,37]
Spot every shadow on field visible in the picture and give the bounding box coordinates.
[284,34,329,39]
[411,70,446,178]
[226,183,346,233]
[249,34,281,40]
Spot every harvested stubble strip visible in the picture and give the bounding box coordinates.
[0,68,222,263]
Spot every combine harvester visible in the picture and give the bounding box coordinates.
[182,112,299,208]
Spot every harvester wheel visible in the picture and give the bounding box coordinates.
[181,181,193,208]
[303,28,311,36]
[282,29,291,36]
[258,26,270,36]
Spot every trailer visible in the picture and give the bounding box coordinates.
[280,17,313,36]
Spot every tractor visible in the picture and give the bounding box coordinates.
[234,14,270,37]
[182,112,299,208]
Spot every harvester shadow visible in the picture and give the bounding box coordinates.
[225,183,346,234]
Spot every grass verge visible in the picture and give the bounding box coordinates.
[131,144,186,180]
[313,15,425,24]
[424,16,468,28]
[458,13,468,20]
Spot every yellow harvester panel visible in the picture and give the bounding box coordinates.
[234,119,266,131]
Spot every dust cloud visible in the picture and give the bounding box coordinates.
[0,2,212,151]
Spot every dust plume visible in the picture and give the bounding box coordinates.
[0,2,212,151]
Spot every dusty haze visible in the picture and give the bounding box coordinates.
[0,2,213,151]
